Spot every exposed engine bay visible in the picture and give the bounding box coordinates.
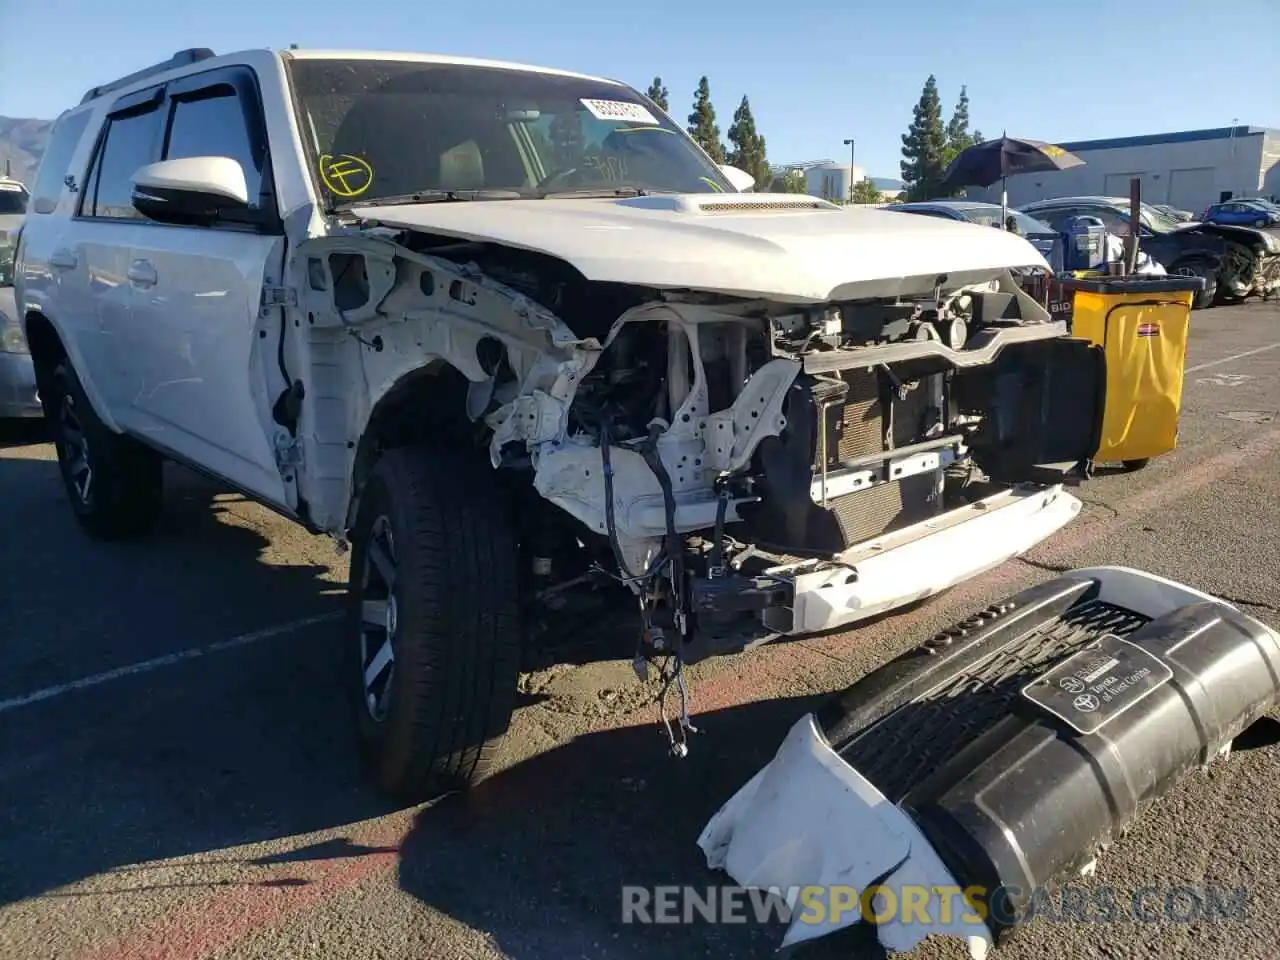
[1213,224,1280,299]
[287,221,1102,752]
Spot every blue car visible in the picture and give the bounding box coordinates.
[1202,199,1280,228]
[890,200,1060,262]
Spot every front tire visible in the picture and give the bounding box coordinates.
[347,445,522,801]
[49,359,163,540]
[1171,259,1218,309]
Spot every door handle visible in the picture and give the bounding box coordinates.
[127,259,158,288]
[50,249,78,270]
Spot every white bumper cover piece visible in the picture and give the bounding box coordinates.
[697,714,992,958]
[784,485,1082,635]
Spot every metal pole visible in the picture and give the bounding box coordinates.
[843,138,855,202]
[1126,177,1141,275]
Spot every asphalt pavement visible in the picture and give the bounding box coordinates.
[1,301,1278,960]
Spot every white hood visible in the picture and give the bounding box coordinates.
[351,194,1050,303]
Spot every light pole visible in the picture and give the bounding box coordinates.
[843,138,856,202]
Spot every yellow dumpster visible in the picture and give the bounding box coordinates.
[1059,275,1205,471]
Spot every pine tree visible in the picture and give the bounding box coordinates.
[645,77,669,113]
[686,77,725,163]
[945,86,972,159]
[942,84,982,189]
[900,75,948,201]
[726,96,770,189]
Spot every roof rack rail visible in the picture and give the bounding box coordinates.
[80,48,216,105]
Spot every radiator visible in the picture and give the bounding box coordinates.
[816,370,942,546]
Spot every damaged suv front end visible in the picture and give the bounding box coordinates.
[279,52,1105,775]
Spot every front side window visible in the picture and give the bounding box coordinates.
[285,58,731,206]
[83,104,161,219]
[163,87,265,208]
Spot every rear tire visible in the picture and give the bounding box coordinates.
[1122,458,1150,472]
[1171,259,1218,309]
[347,445,522,802]
[49,359,163,540]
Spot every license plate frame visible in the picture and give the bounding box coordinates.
[1021,632,1173,735]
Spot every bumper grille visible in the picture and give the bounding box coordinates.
[844,600,1149,802]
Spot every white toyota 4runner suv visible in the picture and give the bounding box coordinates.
[17,47,1106,799]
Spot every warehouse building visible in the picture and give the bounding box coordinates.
[769,160,868,201]
[967,125,1280,215]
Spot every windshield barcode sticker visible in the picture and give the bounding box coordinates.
[580,99,659,125]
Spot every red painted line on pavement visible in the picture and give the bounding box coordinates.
[70,428,1280,960]
[76,819,412,960]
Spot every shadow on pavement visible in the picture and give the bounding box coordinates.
[397,694,888,960]
[0,456,394,905]
[0,418,48,449]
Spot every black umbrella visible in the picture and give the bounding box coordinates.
[942,135,1085,227]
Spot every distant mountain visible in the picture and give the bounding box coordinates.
[870,176,904,191]
[0,116,55,185]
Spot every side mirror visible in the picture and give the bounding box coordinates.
[719,165,757,193]
[131,157,250,225]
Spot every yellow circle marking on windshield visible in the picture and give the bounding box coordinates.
[319,154,374,198]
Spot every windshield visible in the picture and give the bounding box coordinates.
[0,184,27,215]
[285,58,732,206]
[1138,203,1180,234]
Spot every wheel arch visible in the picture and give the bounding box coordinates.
[23,308,125,432]
[344,358,488,533]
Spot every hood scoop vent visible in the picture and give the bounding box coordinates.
[614,194,839,215]
[697,197,835,214]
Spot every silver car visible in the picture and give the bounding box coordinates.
[0,178,39,419]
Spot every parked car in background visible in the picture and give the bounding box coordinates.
[0,178,38,419]
[0,285,40,420]
[1150,203,1195,223]
[0,176,28,229]
[1202,199,1280,228]
[891,200,1059,263]
[1019,195,1280,308]
[0,177,27,283]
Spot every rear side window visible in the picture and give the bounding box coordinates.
[163,87,265,209]
[82,102,162,219]
[30,110,93,214]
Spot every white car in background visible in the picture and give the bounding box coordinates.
[0,177,39,419]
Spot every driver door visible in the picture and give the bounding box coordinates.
[122,66,290,509]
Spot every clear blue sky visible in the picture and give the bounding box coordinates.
[2,0,1277,179]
